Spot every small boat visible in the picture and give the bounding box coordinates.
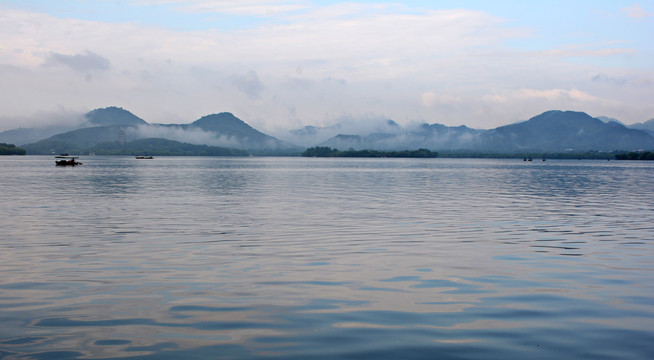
[136,156,154,159]
[55,155,82,166]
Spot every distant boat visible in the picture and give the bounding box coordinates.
[55,155,82,166]
[136,156,154,159]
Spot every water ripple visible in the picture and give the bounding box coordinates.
[1,157,653,359]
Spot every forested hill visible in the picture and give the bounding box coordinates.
[84,106,148,126]
[312,110,654,153]
[5,108,654,155]
[302,147,437,158]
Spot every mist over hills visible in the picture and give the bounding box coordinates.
[187,113,298,151]
[314,111,654,153]
[596,116,625,126]
[4,106,654,155]
[90,138,248,157]
[126,113,300,154]
[281,119,404,147]
[22,125,129,155]
[630,118,654,137]
[317,122,483,151]
[476,111,654,153]
[0,125,80,146]
[19,107,302,155]
[0,106,140,145]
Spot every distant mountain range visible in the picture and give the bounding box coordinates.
[313,111,654,153]
[476,111,654,152]
[1,106,653,156]
[12,107,301,155]
[0,125,80,146]
[629,118,654,137]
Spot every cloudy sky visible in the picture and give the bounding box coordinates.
[0,0,653,132]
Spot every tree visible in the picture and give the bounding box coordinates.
[0,143,26,155]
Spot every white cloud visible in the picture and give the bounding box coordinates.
[465,87,653,129]
[132,0,307,16]
[0,108,86,130]
[481,94,507,103]
[230,70,265,99]
[531,47,636,58]
[515,88,571,101]
[130,124,242,147]
[622,3,654,19]
[0,2,652,132]
[42,50,110,72]
[421,92,463,108]
[176,1,308,16]
[513,88,600,102]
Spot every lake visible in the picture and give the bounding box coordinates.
[1,156,653,359]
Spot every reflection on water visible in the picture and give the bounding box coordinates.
[1,156,653,359]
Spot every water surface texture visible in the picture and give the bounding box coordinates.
[1,156,653,359]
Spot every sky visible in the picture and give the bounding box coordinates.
[0,0,653,132]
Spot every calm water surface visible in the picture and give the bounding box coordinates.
[1,156,653,359]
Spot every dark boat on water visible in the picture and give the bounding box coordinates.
[136,156,154,159]
[55,155,82,166]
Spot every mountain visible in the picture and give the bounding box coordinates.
[186,113,294,150]
[0,106,145,146]
[0,125,80,146]
[477,110,654,152]
[18,107,151,154]
[596,116,625,126]
[183,112,301,153]
[281,119,403,147]
[22,125,127,154]
[84,106,148,127]
[90,138,248,156]
[318,123,484,150]
[22,110,302,155]
[319,134,368,150]
[630,118,654,137]
[409,123,483,150]
[284,124,346,147]
[317,110,654,153]
[595,115,654,138]
[189,112,255,135]
[12,107,654,155]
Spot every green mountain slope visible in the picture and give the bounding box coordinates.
[187,112,301,152]
[478,110,654,152]
[22,125,125,154]
[630,118,654,136]
[84,106,148,126]
[91,138,248,156]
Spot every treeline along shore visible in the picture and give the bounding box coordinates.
[0,143,26,155]
[3,141,654,161]
[615,151,654,160]
[301,147,438,158]
[301,147,654,160]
